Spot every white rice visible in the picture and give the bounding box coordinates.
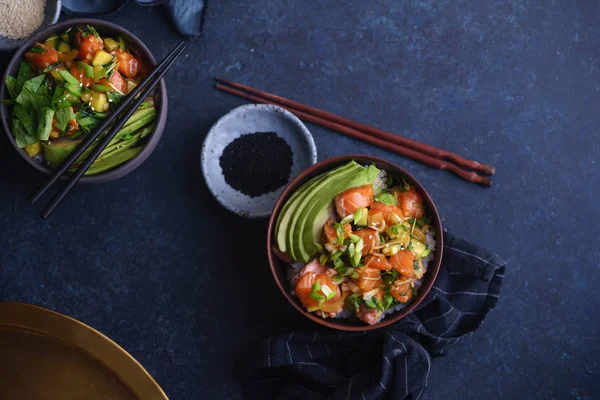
[372,169,389,192]
[286,168,437,322]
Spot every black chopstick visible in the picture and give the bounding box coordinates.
[30,41,186,219]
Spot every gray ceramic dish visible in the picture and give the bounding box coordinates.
[0,0,61,51]
[0,18,168,184]
[201,104,317,218]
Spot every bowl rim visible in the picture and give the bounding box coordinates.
[266,154,444,331]
[201,103,317,218]
[0,18,168,184]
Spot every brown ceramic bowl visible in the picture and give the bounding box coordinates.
[0,18,168,184]
[267,155,443,331]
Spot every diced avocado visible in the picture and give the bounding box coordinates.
[24,141,41,157]
[118,36,128,51]
[44,36,58,49]
[410,239,427,259]
[355,208,368,226]
[42,140,81,168]
[284,162,380,262]
[382,244,402,257]
[275,162,354,256]
[58,41,71,54]
[103,38,119,52]
[60,32,70,42]
[91,92,108,111]
[92,50,113,66]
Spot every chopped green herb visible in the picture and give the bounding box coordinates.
[333,222,345,245]
[396,179,409,192]
[83,63,94,78]
[29,46,46,54]
[65,83,81,98]
[413,261,421,272]
[319,253,328,266]
[76,116,96,126]
[340,214,354,224]
[309,281,325,305]
[345,293,362,310]
[91,84,112,92]
[42,62,61,73]
[348,233,361,243]
[374,191,397,205]
[391,225,399,235]
[87,25,100,38]
[383,292,394,309]
[58,69,79,86]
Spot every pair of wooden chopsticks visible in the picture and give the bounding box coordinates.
[215,77,495,187]
[30,41,187,219]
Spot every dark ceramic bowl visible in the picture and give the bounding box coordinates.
[267,155,443,331]
[0,18,168,184]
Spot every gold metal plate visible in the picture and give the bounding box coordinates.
[0,301,168,400]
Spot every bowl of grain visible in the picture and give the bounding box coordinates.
[0,0,61,51]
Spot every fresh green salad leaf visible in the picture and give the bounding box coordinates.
[12,118,36,148]
[15,62,31,93]
[56,108,75,131]
[13,104,36,137]
[37,107,54,140]
[15,75,46,108]
[374,191,397,205]
[5,76,17,100]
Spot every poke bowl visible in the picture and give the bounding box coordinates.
[0,19,168,184]
[267,155,443,331]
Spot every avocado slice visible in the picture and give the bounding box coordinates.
[293,164,379,262]
[285,162,361,260]
[84,146,142,175]
[42,140,82,168]
[275,174,324,253]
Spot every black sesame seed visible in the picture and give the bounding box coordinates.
[219,132,293,198]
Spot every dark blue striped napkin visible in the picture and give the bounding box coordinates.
[242,232,505,400]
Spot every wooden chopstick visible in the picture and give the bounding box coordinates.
[216,77,494,176]
[30,41,187,219]
[215,82,492,187]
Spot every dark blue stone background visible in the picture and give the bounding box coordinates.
[1,1,599,399]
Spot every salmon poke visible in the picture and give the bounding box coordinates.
[3,24,157,175]
[274,161,436,326]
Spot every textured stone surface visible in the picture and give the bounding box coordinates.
[1,1,599,399]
